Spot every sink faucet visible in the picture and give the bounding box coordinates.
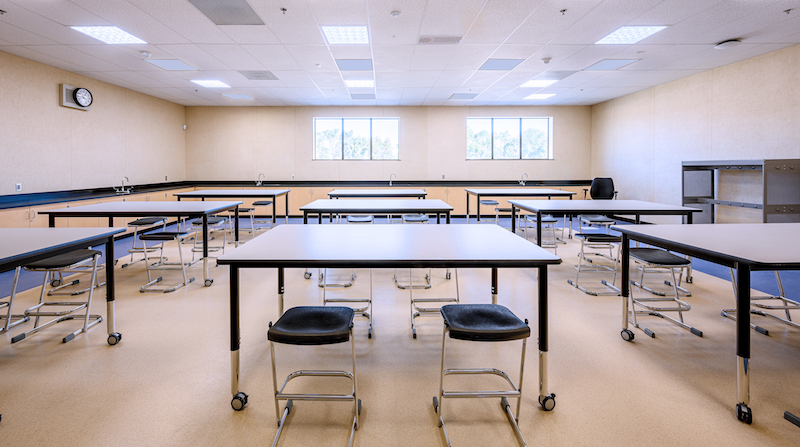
[519,173,528,186]
[389,173,396,187]
[115,176,132,195]
[256,173,265,187]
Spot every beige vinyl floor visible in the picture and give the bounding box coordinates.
[1,226,800,447]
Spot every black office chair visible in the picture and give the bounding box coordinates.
[579,177,618,234]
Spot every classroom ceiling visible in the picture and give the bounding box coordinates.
[1,0,799,107]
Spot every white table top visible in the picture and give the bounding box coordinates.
[0,227,125,270]
[175,189,289,197]
[466,188,576,196]
[40,201,243,217]
[327,189,427,197]
[300,199,453,213]
[509,199,700,215]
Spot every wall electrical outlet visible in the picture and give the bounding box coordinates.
[165,176,168,181]
[15,183,22,192]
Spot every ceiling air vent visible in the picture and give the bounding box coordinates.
[418,35,462,45]
[239,70,278,80]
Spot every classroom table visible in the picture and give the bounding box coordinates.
[613,222,800,425]
[328,189,427,199]
[508,199,701,246]
[174,189,290,225]
[39,201,242,287]
[217,224,562,412]
[465,188,576,223]
[300,199,454,224]
[0,227,125,345]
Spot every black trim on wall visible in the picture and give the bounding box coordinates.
[1,179,592,211]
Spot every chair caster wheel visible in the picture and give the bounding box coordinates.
[621,329,634,342]
[50,279,62,287]
[539,393,556,411]
[231,392,248,411]
[107,333,122,345]
[204,279,213,287]
[304,272,312,279]
[737,403,752,424]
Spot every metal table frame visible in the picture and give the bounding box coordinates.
[614,223,800,425]
[40,201,242,287]
[509,200,700,246]
[175,189,290,225]
[466,189,576,223]
[328,189,427,199]
[217,224,561,412]
[300,199,453,224]
[0,227,125,345]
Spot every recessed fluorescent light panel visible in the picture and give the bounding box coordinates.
[584,59,639,70]
[525,93,556,100]
[596,26,667,44]
[336,59,373,71]
[351,93,376,99]
[223,94,253,99]
[323,26,369,44]
[146,59,196,71]
[345,80,374,88]
[188,0,264,25]
[450,93,478,100]
[70,26,146,44]
[521,80,558,88]
[478,59,524,70]
[191,80,230,88]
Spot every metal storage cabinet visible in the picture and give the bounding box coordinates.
[682,159,800,223]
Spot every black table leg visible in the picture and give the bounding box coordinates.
[735,263,753,424]
[620,233,633,341]
[105,236,120,345]
[536,211,542,246]
[538,265,555,410]
[491,268,497,304]
[273,199,277,225]
[229,266,247,411]
[466,192,470,223]
[511,206,517,233]
[203,214,212,286]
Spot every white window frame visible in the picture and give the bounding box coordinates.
[313,117,400,160]
[466,117,554,160]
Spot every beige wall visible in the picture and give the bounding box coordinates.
[0,50,187,196]
[185,105,592,182]
[591,44,800,222]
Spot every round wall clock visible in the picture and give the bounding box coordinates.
[73,87,93,107]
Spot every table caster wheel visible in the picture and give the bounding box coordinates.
[446,272,452,280]
[304,272,311,279]
[621,329,634,342]
[50,279,62,287]
[539,393,556,411]
[107,333,122,345]
[204,279,213,287]
[231,392,248,411]
[737,403,752,424]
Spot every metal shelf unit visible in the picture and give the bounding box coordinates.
[682,159,800,223]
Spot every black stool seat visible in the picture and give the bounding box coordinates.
[630,248,690,266]
[128,217,167,226]
[527,214,558,223]
[403,214,429,223]
[347,215,373,223]
[479,199,499,205]
[269,306,355,345]
[441,304,530,342]
[238,207,254,211]
[575,233,621,243]
[140,231,189,241]
[26,249,101,269]
[191,216,227,225]
[253,200,273,206]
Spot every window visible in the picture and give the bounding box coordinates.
[466,117,552,160]
[314,118,399,160]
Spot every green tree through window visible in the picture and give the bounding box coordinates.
[314,118,399,160]
[467,118,552,160]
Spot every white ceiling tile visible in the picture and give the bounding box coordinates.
[24,45,124,71]
[284,45,336,70]
[419,0,485,36]
[289,88,326,100]
[550,0,664,45]
[427,88,457,99]
[461,0,544,45]
[462,70,510,89]
[372,45,415,71]
[0,21,58,45]
[445,45,498,70]
[557,45,631,71]
[200,70,254,88]
[375,88,404,99]
[403,71,442,88]
[492,44,541,59]
[93,70,171,88]
[410,45,457,70]
[71,0,193,44]
[248,1,326,45]
[434,70,475,87]
[217,25,281,45]
[242,45,303,70]
[134,70,199,87]
[306,70,346,89]
[401,88,431,99]
[506,0,604,44]
[200,44,266,70]
[268,71,315,88]
[307,0,369,24]
[158,44,228,70]
[375,71,412,88]
[69,45,154,71]
[367,0,428,45]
